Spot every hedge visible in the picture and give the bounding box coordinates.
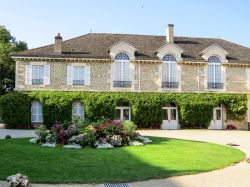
[0,91,247,129]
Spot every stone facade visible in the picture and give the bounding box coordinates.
[15,60,250,93]
[15,59,250,130]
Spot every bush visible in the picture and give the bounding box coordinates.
[122,120,137,138]
[0,91,247,129]
[226,124,237,130]
[35,125,48,142]
[0,92,31,128]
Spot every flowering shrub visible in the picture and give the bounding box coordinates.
[226,124,237,130]
[33,119,152,149]
[35,125,48,142]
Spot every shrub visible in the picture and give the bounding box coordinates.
[226,124,237,130]
[0,92,30,128]
[0,92,247,129]
[122,120,137,138]
[35,125,48,142]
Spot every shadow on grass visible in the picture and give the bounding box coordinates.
[0,137,244,186]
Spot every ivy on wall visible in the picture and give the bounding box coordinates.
[0,91,247,129]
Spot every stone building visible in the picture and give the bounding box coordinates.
[12,24,250,130]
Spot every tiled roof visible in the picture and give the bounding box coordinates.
[12,33,250,62]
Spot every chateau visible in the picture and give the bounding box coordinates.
[12,24,250,130]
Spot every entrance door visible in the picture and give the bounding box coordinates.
[162,107,178,130]
[209,107,223,129]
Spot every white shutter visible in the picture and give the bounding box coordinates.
[26,65,32,85]
[67,66,73,85]
[85,65,90,85]
[247,69,250,89]
[221,65,226,89]
[44,65,50,85]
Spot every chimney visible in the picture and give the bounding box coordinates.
[166,24,174,43]
[54,33,62,53]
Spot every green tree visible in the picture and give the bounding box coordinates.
[0,26,27,94]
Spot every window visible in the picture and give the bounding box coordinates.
[72,101,84,120]
[113,53,131,88]
[73,66,85,85]
[115,106,131,121]
[162,54,179,88]
[26,64,50,85]
[67,65,90,86]
[207,56,223,89]
[32,65,44,85]
[31,101,43,123]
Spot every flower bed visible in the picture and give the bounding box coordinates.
[32,118,152,149]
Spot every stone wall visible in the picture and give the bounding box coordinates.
[16,60,250,93]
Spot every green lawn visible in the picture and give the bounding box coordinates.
[0,137,245,184]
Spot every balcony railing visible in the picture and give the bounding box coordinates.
[162,81,179,89]
[73,80,85,85]
[113,81,132,88]
[32,79,44,85]
[207,82,224,89]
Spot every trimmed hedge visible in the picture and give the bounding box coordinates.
[0,91,247,129]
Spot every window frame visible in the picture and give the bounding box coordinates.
[161,54,179,89]
[72,101,85,120]
[113,52,132,88]
[31,101,43,123]
[32,65,45,85]
[73,66,85,85]
[207,56,223,89]
[115,106,131,121]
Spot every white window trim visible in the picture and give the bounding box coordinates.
[67,63,90,86]
[205,56,226,91]
[111,52,134,90]
[72,101,85,120]
[31,101,43,123]
[159,54,181,91]
[115,106,131,121]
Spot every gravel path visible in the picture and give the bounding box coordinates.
[1,129,250,187]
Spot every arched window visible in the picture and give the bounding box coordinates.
[72,101,84,120]
[113,53,131,88]
[162,54,179,88]
[31,101,43,123]
[207,56,223,89]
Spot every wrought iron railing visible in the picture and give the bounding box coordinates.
[207,82,223,89]
[113,81,132,88]
[73,80,85,85]
[162,82,179,89]
[32,79,44,85]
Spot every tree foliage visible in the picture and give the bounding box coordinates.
[0,26,28,94]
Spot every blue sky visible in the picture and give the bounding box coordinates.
[1,0,250,49]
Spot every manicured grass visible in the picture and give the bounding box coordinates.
[0,137,245,184]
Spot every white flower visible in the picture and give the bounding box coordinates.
[96,143,114,149]
[62,144,82,149]
[41,143,56,147]
[140,136,152,144]
[7,173,29,187]
[29,137,39,144]
[129,141,144,146]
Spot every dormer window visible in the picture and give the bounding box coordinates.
[113,53,132,88]
[207,56,223,89]
[162,54,179,89]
